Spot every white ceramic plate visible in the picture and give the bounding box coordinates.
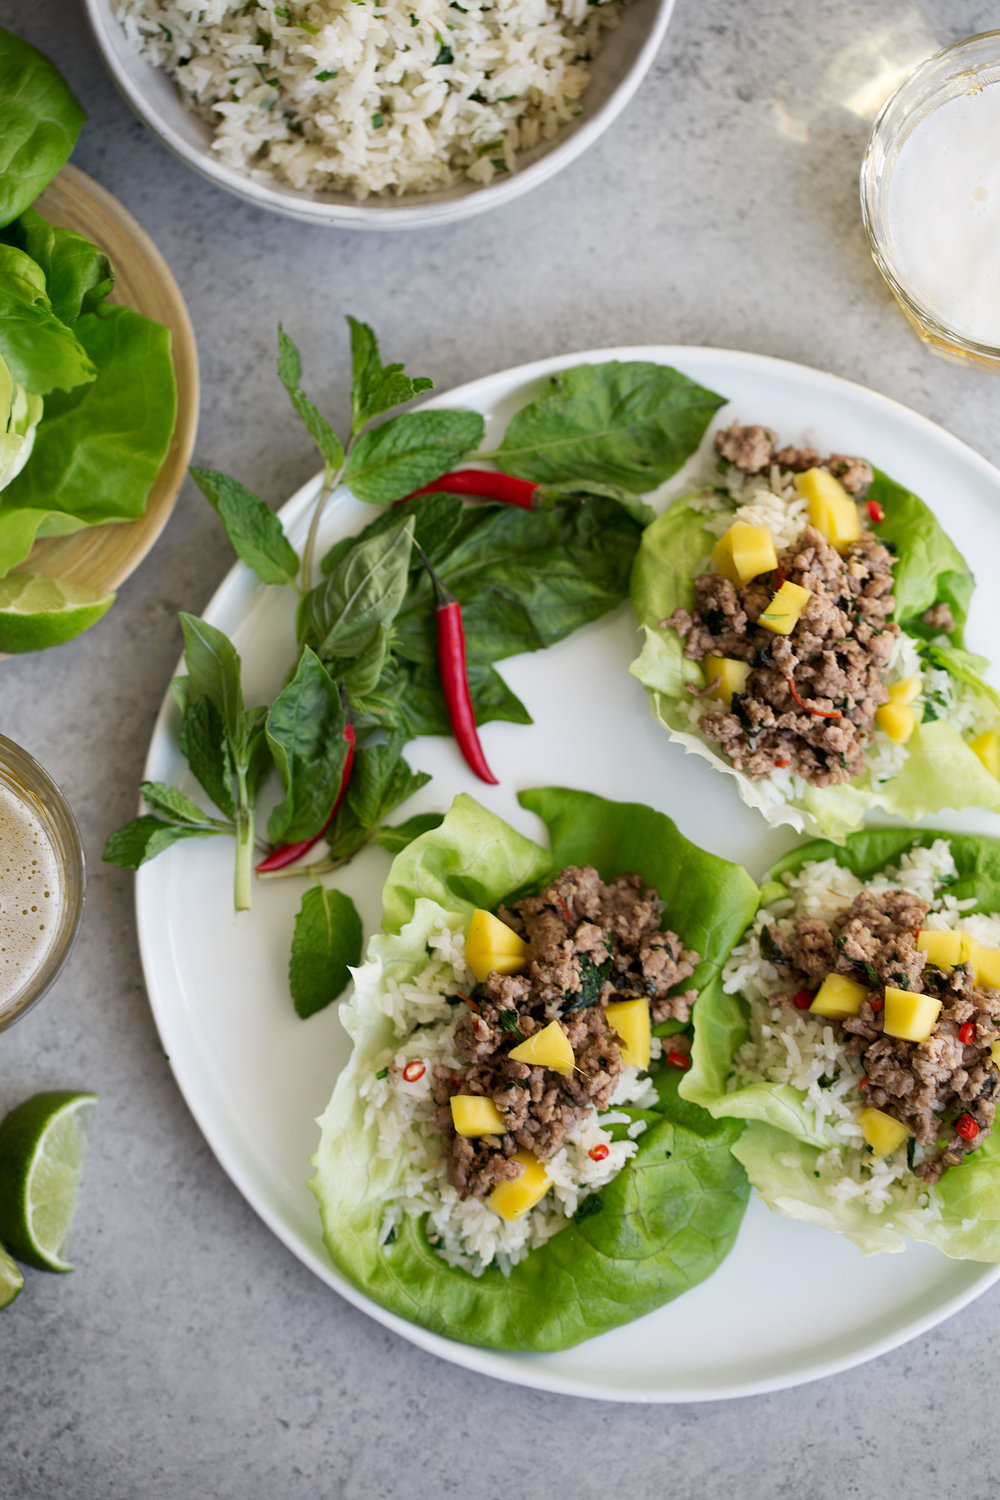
[136,347,1000,1401]
[84,0,674,230]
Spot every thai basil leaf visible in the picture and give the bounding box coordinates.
[265,646,349,845]
[393,496,642,667]
[277,326,344,471]
[299,516,413,661]
[190,466,299,587]
[347,315,434,435]
[374,811,444,854]
[340,624,390,701]
[345,730,410,829]
[321,491,463,576]
[0,29,86,227]
[389,659,531,738]
[494,361,725,493]
[103,814,224,870]
[342,409,484,504]
[1,208,112,322]
[2,305,176,527]
[180,613,247,749]
[289,884,363,1018]
[179,695,236,820]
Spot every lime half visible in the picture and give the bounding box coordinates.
[0,573,114,653]
[0,1091,98,1271]
[0,1244,24,1307]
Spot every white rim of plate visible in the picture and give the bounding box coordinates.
[83,0,676,229]
[136,344,1000,1400]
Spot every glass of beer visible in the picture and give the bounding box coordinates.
[0,735,85,1032]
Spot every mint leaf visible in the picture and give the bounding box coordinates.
[277,326,344,471]
[190,466,299,587]
[289,885,363,1017]
[103,815,223,869]
[342,408,483,504]
[347,316,434,435]
[138,780,223,827]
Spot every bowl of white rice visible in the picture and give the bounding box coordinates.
[85,0,674,229]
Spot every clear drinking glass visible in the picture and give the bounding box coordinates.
[0,735,85,1032]
[860,31,1000,370]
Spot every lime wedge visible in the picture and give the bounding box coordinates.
[0,1244,24,1307]
[0,1091,98,1272]
[0,573,114,653]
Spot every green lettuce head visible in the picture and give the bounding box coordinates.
[310,787,758,1352]
[0,350,42,490]
[629,467,1000,839]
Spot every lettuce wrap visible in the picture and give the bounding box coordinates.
[630,465,1000,838]
[682,827,1000,1259]
[310,787,758,1352]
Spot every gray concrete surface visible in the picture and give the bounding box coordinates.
[3,1,1000,1495]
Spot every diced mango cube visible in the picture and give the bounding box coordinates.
[991,1040,1000,1069]
[758,580,811,636]
[809,973,868,1019]
[487,1150,551,1221]
[875,701,916,744]
[887,675,922,706]
[450,1095,506,1138]
[704,654,752,706]
[974,946,1000,989]
[961,932,981,972]
[712,522,778,586]
[970,731,1000,779]
[508,1019,575,1076]
[883,986,942,1043]
[604,997,651,1069]
[793,469,861,551]
[711,533,741,586]
[859,1107,910,1158]
[916,929,964,968]
[465,908,528,984]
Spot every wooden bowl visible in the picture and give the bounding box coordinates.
[23,163,198,593]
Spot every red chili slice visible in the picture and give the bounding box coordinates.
[956,1112,979,1142]
[792,989,813,1010]
[859,1075,869,1090]
[588,1143,610,1162]
[866,499,885,524]
[775,757,791,769]
[786,675,842,719]
[402,1060,426,1082]
[959,1021,976,1045]
[665,1051,691,1071]
[869,997,884,1012]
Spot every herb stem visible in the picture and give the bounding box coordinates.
[300,448,351,593]
[234,765,255,911]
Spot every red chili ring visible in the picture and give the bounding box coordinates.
[792,989,813,1010]
[665,1051,691,1071]
[956,1112,979,1142]
[401,1060,426,1083]
[588,1143,610,1162]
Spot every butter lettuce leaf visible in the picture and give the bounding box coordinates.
[0,28,85,227]
[684,828,1000,1260]
[311,788,756,1351]
[629,473,1000,839]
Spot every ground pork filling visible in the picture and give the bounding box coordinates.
[667,424,900,787]
[764,888,1000,1184]
[431,864,700,1202]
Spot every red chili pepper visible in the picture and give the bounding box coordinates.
[774,566,787,586]
[859,1075,869,1090]
[402,1060,426,1083]
[792,988,813,1010]
[555,894,572,924]
[255,723,357,872]
[956,1112,979,1142]
[415,544,498,785]
[775,757,791,769]
[404,469,539,509]
[959,1021,976,1045]
[866,500,885,524]
[665,1051,691,1071]
[869,996,884,1012]
[786,674,843,719]
[456,991,480,1012]
[588,1143,610,1162]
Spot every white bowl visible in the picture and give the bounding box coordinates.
[83,0,675,230]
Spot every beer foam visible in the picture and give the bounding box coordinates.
[0,778,64,1012]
